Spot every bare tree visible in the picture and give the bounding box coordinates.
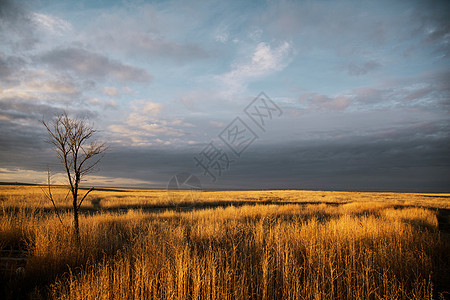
[42,112,107,242]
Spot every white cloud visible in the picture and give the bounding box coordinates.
[32,12,72,36]
[108,100,187,147]
[0,69,81,116]
[106,100,118,108]
[88,98,117,110]
[103,87,119,97]
[0,168,66,185]
[1,79,78,96]
[89,97,100,104]
[131,100,163,116]
[248,28,263,41]
[122,86,134,94]
[0,167,154,187]
[299,92,351,111]
[209,121,225,127]
[215,32,229,43]
[219,41,292,92]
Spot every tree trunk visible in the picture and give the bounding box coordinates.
[73,185,80,244]
[73,201,80,243]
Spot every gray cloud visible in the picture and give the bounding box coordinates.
[298,92,351,111]
[259,0,450,66]
[0,53,26,86]
[360,71,450,112]
[294,70,450,113]
[412,1,450,57]
[0,0,39,51]
[39,47,152,82]
[2,114,448,192]
[0,97,97,123]
[262,1,395,49]
[0,98,60,120]
[0,62,99,122]
[95,32,211,62]
[86,7,212,63]
[214,121,450,191]
[88,120,450,192]
[346,61,381,76]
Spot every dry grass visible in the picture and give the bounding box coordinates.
[1,185,449,210]
[0,185,449,299]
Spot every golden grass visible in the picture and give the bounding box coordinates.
[0,185,449,299]
[1,185,449,210]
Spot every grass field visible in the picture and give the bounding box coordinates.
[1,185,449,299]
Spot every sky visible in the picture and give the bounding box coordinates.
[0,0,449,191]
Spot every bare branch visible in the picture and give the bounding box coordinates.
[78,187,95,210]
[39,168,64,226]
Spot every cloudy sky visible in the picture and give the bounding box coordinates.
[0,0,449,191]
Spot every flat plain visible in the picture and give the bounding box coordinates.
[1,185,449,299]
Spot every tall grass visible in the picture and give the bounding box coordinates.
[48,205,443,299]
[0,186,448,299]
[1,185,449,209]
